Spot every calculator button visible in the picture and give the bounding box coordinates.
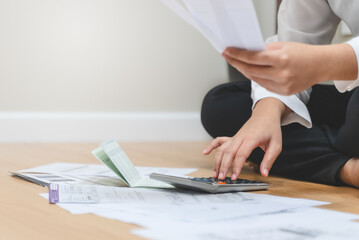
[191,177,213,183]
[201,178,213,182]
[191,177,264,185]
[225,178,232,184]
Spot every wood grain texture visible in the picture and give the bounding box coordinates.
[1,142,359,240]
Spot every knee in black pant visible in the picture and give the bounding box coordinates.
[248,147,265,165]
[335,87,359,156]
[201,84,228,138]
[348,87,359,117]
[201,82,252,138]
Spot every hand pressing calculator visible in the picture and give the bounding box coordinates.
[150,173,269,193]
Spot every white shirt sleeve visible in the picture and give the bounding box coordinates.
[251,35,313,128]
[251,0,341,129]
[251,81,312,128]
[334,37,359,92]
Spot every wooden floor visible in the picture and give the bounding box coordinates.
[1,142,359,240]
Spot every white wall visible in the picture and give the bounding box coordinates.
[0,0,277,141]
[0,0,229,112]
[253,0,277,40]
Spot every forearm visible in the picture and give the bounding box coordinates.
[224,42,358,96]
[321,44,358,82]
[252,97,291,122]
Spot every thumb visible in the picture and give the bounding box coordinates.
[265,41,285,51]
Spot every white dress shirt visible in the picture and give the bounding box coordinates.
[252,0,359,128]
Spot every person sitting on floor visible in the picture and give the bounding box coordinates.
[201,0,359,188]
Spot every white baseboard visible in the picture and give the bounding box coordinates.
[0,112,211,142]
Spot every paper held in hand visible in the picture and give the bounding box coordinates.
[92,139,173,189]
[161,0,265,53]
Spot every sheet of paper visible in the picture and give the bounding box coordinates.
[161,0,223,52]
[41,191,328,220]
[133,207,359,240]
[135,221,359,240]
[18,162,108,174]
[12,172,76,187]
[40,187,359,240]
[41,190,359,240]
[162,0,264,52]
[19,162,196,178]
[43,189,328,222]
[13,172,128,187]
[18,162,196,189]
[48,183,246,204]
[58,198,327,224]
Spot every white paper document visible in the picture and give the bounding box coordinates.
[162,0,265,52]
[12,171,128,187]
[19,162,195,178]
[41,189,327,219]
[14,162,196,188]
[40,188,359,240]
[48,183,246,204]
[13,139,197,188]
[133,207,359,240]
[39,184,359,240]
[49,192,329,224]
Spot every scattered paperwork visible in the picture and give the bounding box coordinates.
[12,139,196,188]
[13,163,196,188]
[161,0,265,52]
[40,190,359,240]
[12,137,359,239]
[40,191,328,222]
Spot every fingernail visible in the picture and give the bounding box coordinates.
[212,171,217,178]
[224,49,231,56]
[202,148,208,154]
[219,172,224,179]
[231,173,236,180]
[263,168,269,177]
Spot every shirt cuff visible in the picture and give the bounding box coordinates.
[251,81,312,128]
[334,37,359,92]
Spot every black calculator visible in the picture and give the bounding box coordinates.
[150,173,269,193]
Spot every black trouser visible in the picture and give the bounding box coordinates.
[201,81,359,185]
